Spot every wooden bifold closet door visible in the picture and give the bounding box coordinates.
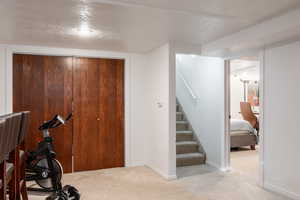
[13,54,125,173]
[13,54,74,173]
[73,58,125,171]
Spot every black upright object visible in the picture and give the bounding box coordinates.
[25,113,80,200]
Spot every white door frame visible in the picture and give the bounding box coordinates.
[223,51,265,186]
[3,44,132,170]
[222,60,231,171]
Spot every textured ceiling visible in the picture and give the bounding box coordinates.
[230,59,260,80]
[94,0,300,20]
[0,0,299,53]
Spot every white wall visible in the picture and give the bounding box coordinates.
[143,44,175,179]
[0,44,174,178]
[129,54,148,166]
[176,54,225,168]
[263,41,300,199]
[230,76,244,119]
[0,46,6,115]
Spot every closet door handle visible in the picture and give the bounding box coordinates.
[97,118,100,121]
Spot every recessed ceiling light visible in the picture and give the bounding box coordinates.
[79,24,99,37]
[69,23,101,38]
[78,24,96,37]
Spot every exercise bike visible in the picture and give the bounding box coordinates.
[25,113,80,200]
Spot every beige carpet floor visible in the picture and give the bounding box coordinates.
[28,163,291,200]
[230,146,259,182]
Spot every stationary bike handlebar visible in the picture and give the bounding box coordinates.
[39,113,72,131]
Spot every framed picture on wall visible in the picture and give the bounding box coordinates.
[247,81,259,106]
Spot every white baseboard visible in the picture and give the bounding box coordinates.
[206,161,221,170]
[206,160,232,172]
[220,167,232,172]
[146,165,177,180]
[126,160,146,167]
[166,174,178,180]
[264,182,300,200]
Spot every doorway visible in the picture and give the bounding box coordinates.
[227,57,261,182]
[13,54,125,173]
[175,54,225,178]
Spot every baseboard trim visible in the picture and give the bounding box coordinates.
[166,174,178,180]
[220,167,232,172]
[146,165,177,180]
[264,182,300,200]
[206,161,221,170]
[126,161,145,167]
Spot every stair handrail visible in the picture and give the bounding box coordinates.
[177,72,198,101]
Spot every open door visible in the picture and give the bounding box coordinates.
[226,57,261,182]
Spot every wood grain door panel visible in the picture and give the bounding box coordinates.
[13,54,125,173]
[73,58,101,171]
[73,58,125,171]
[98,59,125,169]
[13,54,73,173]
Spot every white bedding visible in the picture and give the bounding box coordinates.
[230,119,257,135]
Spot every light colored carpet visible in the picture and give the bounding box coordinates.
[230,146,259,182]
[29,166,202,200]
[29,164,290,200]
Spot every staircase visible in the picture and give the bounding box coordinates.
[176,102,206,167]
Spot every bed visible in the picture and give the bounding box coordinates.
[230,119,258,150]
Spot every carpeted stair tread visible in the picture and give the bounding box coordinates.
[176,100,206,166]
[176,130,194,142]
[176,121,189,131]
[176,141,199,154]
[176,152,204,159]
[176,141,198,145]
[176,121,188,124]
[176,153,205,166]
[176,130,193,134]
[176,112,184,120]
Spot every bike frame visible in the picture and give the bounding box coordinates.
[26,130,62,192]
